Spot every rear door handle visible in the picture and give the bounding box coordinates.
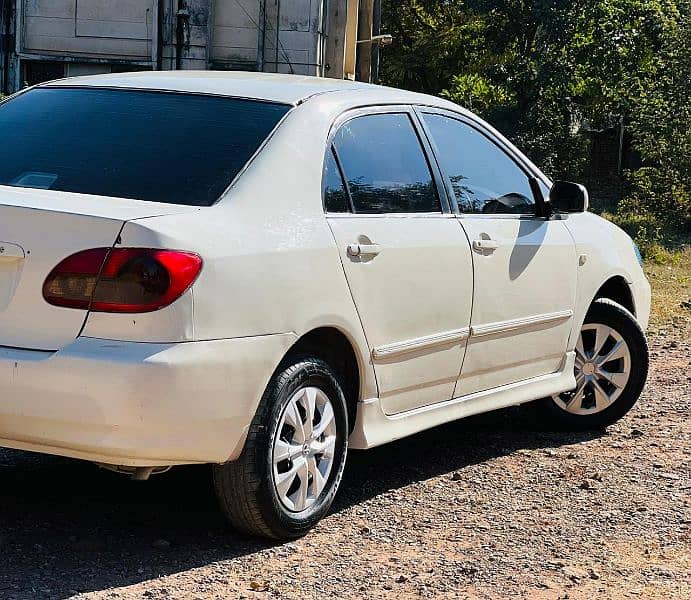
[347,243,381,257]
[472,239,499,252]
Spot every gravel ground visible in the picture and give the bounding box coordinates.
[0,333,688,600]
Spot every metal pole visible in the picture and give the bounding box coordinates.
[156,0,165,70]
[371,0,381,83]
[275,0,280,73]
[256,0,266,72]
[0,0,7,93]
[318,0,327,76]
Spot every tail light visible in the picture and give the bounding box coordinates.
[43,248,203,313]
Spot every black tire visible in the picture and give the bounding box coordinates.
[213,355,348,540]
[535,298,649,430]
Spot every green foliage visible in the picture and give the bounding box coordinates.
[623,1,691,240]
[444,73,511,113]
[382,0,669,174]
[380,0,690,247]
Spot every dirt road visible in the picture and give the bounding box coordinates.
[0,333,688,599]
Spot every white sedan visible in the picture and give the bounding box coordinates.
[0,72,650,539]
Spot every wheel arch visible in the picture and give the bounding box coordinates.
[283,326,363,433]
[593,275,635,316]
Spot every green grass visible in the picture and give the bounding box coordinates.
[644,246,691,337]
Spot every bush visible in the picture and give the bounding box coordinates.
[621,0,691,249]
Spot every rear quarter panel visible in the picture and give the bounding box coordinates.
[82,100,378,401]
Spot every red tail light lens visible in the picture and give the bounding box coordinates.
[43,248,203,313]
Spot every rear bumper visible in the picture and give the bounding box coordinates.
[0,334,296,466]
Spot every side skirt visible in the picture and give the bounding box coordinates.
[348,352,576,450]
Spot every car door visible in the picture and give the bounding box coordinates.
[420,110,577,397]
[325,108,473,415]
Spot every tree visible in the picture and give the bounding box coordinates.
[623,0,690,236]
[380,0,673,178]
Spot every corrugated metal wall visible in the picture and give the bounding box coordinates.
[20,0,156,61]
[0,1,373,94]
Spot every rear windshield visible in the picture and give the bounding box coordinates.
[0,87,290,206]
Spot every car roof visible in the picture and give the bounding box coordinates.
[40,70,452,108]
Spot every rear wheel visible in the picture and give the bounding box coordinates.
[213,356,348,539]
[537,298,649,429]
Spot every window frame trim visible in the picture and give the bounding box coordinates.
[321,104,453,217]
[330,145,356,213]
[414,106,552,219]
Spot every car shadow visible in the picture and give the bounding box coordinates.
[0,406,604,599]
[508,218,547,281]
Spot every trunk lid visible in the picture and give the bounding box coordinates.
[0,186,197,350]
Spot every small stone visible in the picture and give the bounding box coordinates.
[451,472,463,481]
[395,574,409,583]
[562,566,589,581]
[249,581,268,592]
[151,539,171,550]
[579,480,592,490]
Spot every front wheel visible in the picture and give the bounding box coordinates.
[537,298,649,429]
[213,356,349,539]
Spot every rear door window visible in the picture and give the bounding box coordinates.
[0,87,290,206]
[332,113,441,214]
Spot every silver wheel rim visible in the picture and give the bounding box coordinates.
[272,387,338,513]
[553,323,632,415]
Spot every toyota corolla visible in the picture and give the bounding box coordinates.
[0,72,650,539]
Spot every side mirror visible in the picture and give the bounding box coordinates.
[549,181,589,213]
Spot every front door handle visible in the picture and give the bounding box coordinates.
[472,239,499,252]
[347,243,381,257]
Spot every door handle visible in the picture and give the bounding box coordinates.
[472,239,499,252]
[347,243,381,257]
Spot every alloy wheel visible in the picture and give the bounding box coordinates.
[272,387,338,512]
[553,323,632,415]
